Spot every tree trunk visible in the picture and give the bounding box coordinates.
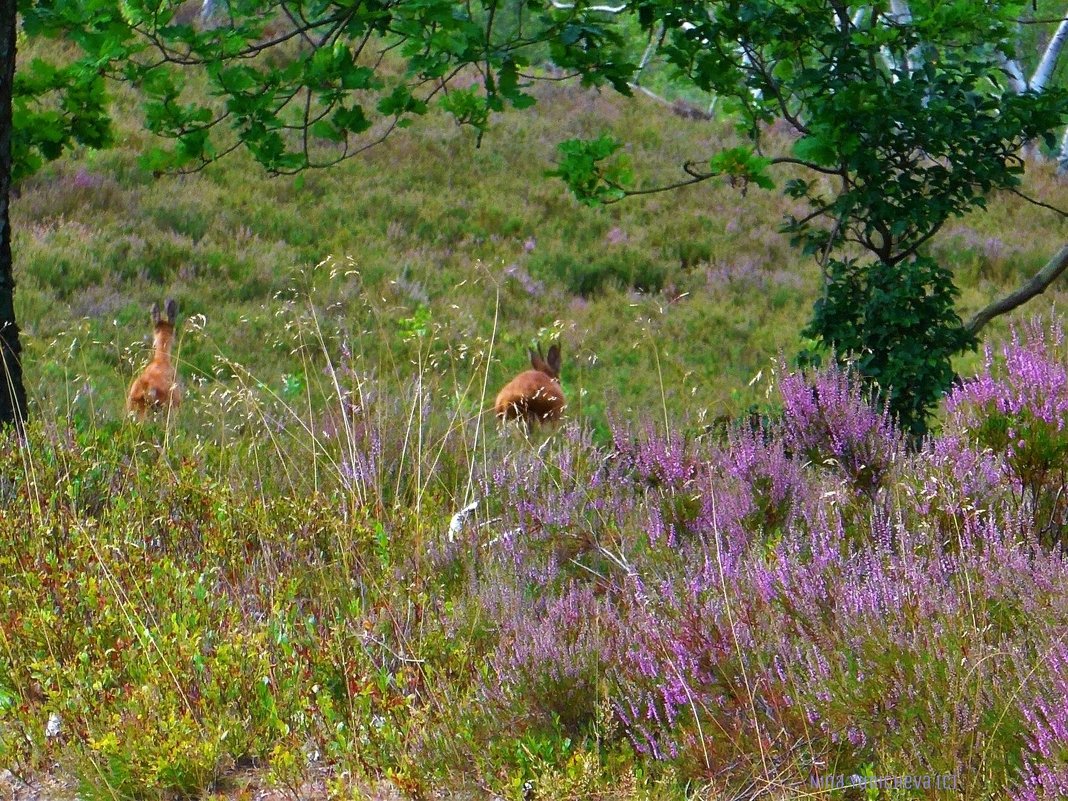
[1002,17,1068,166]
[0,0,27,430]
[997,51,1028,94]
[1030,17,1068,92]
[200,0,228,27]
[889,0,922,74]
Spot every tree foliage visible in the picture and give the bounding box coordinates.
[543,0,1068,433]
[14,0,638,179]
[802,256,975,437]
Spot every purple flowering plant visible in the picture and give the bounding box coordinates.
[466,320,1068,795]
[945,316,1068,546]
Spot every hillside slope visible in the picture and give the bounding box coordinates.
[12,64,1068,434]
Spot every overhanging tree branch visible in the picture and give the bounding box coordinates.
[966,244,1068,336]
[1007,186,1068,217]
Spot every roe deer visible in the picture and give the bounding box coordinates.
[126,299,181,420]
[494,342,565,429]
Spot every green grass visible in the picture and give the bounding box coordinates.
[15,56,1068,438]
[11,54,808,435]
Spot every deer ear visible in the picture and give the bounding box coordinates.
[530,346,549,374]
[546,343,561,377]
[151,302,162,325]
[165,299,178,325]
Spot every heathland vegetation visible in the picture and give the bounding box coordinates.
[6,2,1068,800]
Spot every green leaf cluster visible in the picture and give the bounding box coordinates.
[547,135,632,206]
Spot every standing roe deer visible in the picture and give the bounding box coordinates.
[494,342,565,429]
[126,299,181,420]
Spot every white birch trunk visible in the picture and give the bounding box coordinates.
[889,0,922,74]
[998,51,1028,94]
[201,0,225,24]
[634,22,664,83]
[1030,17,1068,92]
[1012,17,1068,168]
[1057,126,1068,174]
[548,0,626,11]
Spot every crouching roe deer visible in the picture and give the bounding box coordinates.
[494,342,565,429]
[126,299,182,420]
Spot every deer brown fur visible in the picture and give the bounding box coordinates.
[494,342,565,429]
[126,299,181,420]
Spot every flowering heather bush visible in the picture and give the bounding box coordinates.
[945,316,1068,546]
[490,583,627,731]
[777,360,904,495]
[719,422,807,539]
[465,334,1068,794]
[1015,641,1068,801]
